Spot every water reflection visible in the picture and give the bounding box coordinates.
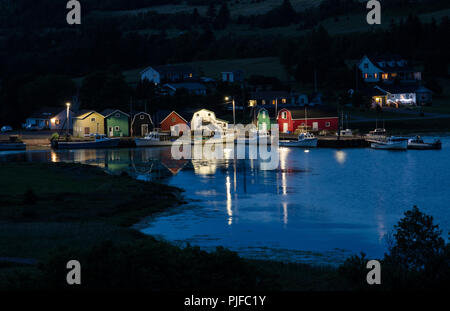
[2,136,450,263]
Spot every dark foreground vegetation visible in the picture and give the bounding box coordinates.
[0,162,449,290]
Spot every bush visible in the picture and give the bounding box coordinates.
[50,133,59,142]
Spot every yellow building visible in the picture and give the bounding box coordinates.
[73,110,105,137]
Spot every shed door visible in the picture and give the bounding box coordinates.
[283,123,288,133]
[313,122,319,130]
[84,127,90,135]
[141,124,148,136]
[262,122,267,132]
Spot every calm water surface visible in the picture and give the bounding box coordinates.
[1,135,449,264]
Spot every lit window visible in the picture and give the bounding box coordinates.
[364,73,368,79]
[282,98,287,104]
[249,100,257,107]
[272,100,276,105]
[281,112,287,119]
[382,73,389,80]
[374,73,378,79]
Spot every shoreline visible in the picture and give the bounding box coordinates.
[0,161,345,291]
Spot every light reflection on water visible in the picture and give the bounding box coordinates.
[1,135,450,265]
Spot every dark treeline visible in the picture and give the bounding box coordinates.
[280,15,450,92]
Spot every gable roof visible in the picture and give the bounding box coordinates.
[74,110,103,119]
[28,107,65,119]
[131,112,153,126]
[160,110,188,125]
[280,107,338,119]
[101,109,130,118]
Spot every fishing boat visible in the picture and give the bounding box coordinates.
[370,136,408,150]
[279,132,318,148]
[53,134,120,149]
[365,128,387,143]
[135,131,175,147]
[407,136,442,150]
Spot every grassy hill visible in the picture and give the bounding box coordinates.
[93,0,323,17]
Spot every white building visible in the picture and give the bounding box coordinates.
[190,109,228,133]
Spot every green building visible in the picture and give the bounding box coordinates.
[257,108,271,132]
[101,109,130,137]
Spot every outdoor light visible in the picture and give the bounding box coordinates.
[225,96,230,101]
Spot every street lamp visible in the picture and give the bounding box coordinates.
[65,102,71,136]
[224,96,235,126]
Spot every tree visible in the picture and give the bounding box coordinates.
[215,3,231,29]
[385,206,445,271]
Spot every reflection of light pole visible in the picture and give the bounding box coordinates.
[224,96,235,126]
[65,102,71,136]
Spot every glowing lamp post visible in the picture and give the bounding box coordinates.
[65,102,71,136]
[224,96,235,126]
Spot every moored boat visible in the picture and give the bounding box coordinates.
[407,136,442,150]
[370,136,408,150]
[365,128,387,143]
[135,131,174,147]
[53,134,120,149]
[279,132,318,148]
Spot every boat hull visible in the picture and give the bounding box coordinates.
[54,139,120,149]
[279,138,318,148]
[407,141,442,150]
[135,139,174,147]
[371,140,407,150]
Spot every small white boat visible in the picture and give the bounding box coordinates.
[54,134,120,149]
[407,136,442,150]
[279,133,318,148]
[135,131,174,147]
[371,136,408,150]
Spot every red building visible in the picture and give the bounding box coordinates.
[160,111,188,135]
[277,108,338,133]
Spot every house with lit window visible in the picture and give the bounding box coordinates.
[277,108,338,133]
[140,65,197,84]
[101,109,130,137]
[25,107,73,130]
[359,54,422,84]
[73,110,105,137]
[369,85,432,108]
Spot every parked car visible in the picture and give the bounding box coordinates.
[1,125,13,132]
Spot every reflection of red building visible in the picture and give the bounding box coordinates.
[160,111,188,135]
[277,108,338,133]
